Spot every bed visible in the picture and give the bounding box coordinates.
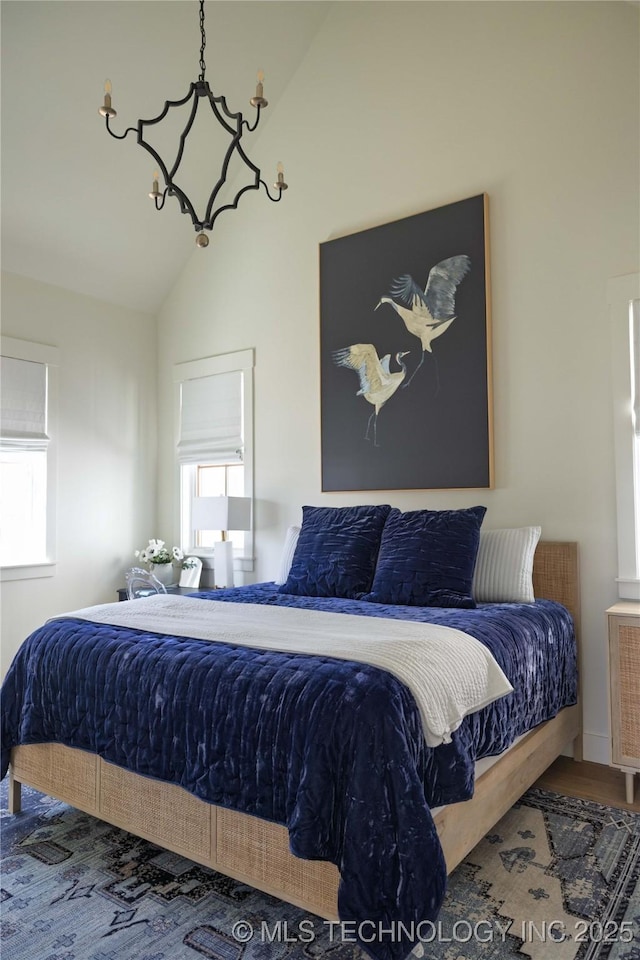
[1,519,580,960]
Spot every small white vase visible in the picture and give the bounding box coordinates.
[150,563,175,586]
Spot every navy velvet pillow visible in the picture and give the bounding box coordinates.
[278,504,391,599]
[364,506,487,608]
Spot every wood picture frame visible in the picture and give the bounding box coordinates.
[320,194,493,491]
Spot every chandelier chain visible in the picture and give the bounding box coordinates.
[198,0,206,82]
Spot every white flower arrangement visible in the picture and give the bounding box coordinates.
[134,539,192,567]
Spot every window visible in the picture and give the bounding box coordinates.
[610,273,640,599]
[174,349,254,570]
[0,337,59,580]
[194,462,245,548]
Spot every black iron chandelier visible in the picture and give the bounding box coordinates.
[98,0,287,248]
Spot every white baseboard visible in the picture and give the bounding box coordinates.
[583,733,611,766]
[562,732,610,766]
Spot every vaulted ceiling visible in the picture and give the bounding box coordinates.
[1,1,329,314]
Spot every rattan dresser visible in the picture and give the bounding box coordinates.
[607,602,640,803]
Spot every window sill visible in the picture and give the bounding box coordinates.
[1,562,56,582]
[616,577,640,601]
[189,550,255,573]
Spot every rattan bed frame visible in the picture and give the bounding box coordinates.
[8,541,580,920]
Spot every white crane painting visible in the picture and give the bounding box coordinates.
[333,256,470,447]
[320,193,492,491]
[375,254,471,388]
[332,344,410,447]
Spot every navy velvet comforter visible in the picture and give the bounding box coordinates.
[0,586,577,960]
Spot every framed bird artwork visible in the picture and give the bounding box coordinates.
[320,193,493,491]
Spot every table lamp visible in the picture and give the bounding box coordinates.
[191,495,252,588]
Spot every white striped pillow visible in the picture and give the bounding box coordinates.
[274,525,301,585]
[472,526,542,603]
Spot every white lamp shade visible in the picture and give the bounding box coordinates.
[192,495,252,532]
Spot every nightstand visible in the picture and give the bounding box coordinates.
[117,585,196,601]
[607,602,640,803]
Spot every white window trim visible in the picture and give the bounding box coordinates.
[609,272,640,600]
[0,336,59,581]
[173,348,254,572]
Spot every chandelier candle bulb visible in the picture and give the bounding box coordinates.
[275,162,288,191]
[250,69,268,108]
[148,171,161,200]
[99,78,116,118]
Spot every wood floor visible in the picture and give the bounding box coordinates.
[535,757,640,813]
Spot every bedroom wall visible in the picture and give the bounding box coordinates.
[1,271,157,674]
[155,2,640,764]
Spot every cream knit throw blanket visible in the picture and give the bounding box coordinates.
[58,595,513,748]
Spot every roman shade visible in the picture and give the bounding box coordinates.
[0,356,49,450]
[177,370,243,464]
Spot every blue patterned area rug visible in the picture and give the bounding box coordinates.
[1,783,638,960]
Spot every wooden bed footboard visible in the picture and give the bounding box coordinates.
[7,541,581,921]
[9,704,580,919]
